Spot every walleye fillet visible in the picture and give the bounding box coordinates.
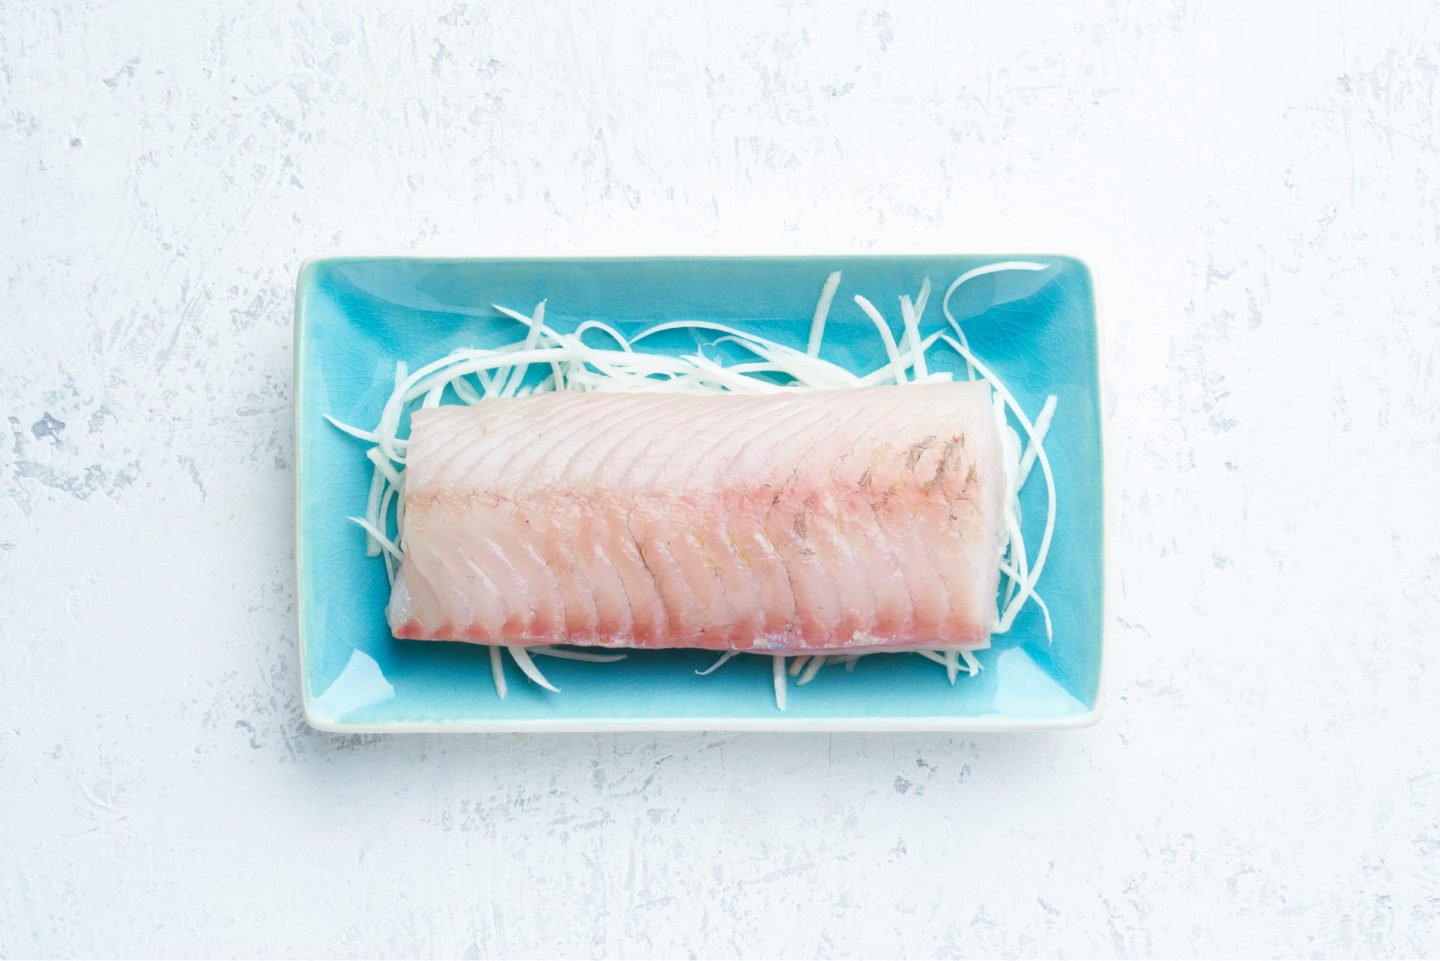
[388,382,1010,652]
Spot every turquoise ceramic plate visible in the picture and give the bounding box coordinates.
[294,256,1103,732]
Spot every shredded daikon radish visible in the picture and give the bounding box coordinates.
[377,487,398,581]
[941,260,1049,381]
[452,376,485,405]
[961,649,981,676]
[501,300,551,396]
[361,463,384,556]
[937,332,1056,636]
[900,278,932,381]
[807,270,843,357]
[489,645,508,700]
[575,319,633,351]
[1018,394,1058,488]
[347,516,400,561]
[944,649,960,685]
[366,447,404,488]
[696,651,739,676]
[326,414,380,444]
[797,655,827,685]
[328,261,1061,709]
[507,644,559,693]
[855,329,945,386]
[1001,562,1054,640]
[374,362,409,464]
[528,646,629,663]
[852,295,906,382]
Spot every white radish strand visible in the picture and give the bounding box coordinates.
[941,260,1049,380]
[574,319,634,351]
[452,376,485,405]
[361,462,384,557]
[1001,562,1054,641]
[347,516,401,561]
[937,332,1057,636]
[325,414,380,444]
[366,447,404,488]
[489,645,507,700]
[507,644,560,693]
[708,335,862,388]
[1018,394,1058,488]
[855,329,946,387]
[375,362,409,465]
[961,649,981,676]
[528,646,629,663]
[329,262,1059,708]
[852,295,906,382]
[1000,394,1053,615]
[501,300,554,396]
[695,651,738,676]
[797,655,827,686]
[377,486,398,583]
[900,278,931,381]
[807,270,843,357]
[636,320,863,388]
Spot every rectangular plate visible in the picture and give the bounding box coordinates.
[295,256,1104,732]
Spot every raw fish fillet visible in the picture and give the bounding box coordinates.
[388,382,1010,652]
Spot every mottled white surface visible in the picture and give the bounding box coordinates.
[3,1,1439,957]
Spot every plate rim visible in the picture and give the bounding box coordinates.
[294,252,1107,733]
[299,706,1106,734]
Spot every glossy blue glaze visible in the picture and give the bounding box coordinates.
[294,256,1103,731]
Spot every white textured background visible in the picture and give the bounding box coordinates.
[3,1,1439,958]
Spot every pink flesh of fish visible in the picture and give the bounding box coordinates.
[388,382,1010,653]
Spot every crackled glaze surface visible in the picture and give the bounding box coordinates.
[294,254,1100,730]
